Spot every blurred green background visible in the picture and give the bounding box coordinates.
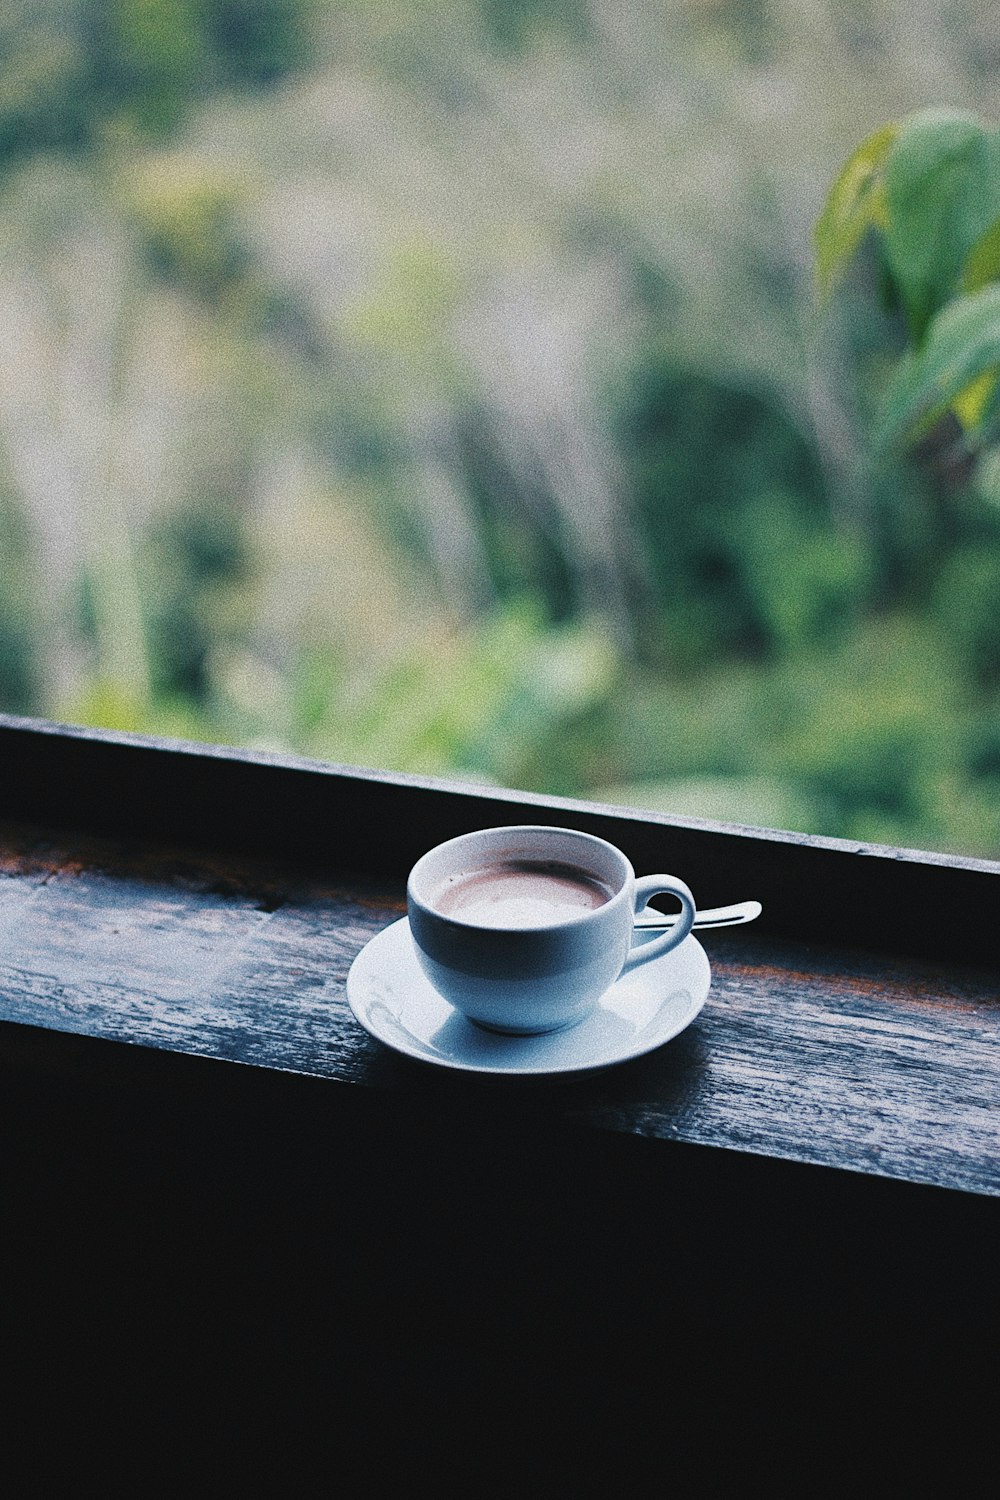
[2,0,1000,854]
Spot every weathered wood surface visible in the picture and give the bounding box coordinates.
[1,817,997,1197]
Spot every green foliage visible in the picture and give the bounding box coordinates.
[454,411,579,622]
[879,284,1000,447]
[962,216,1000,293]
[930,541,1000,688]
[0,0,313,169]
[480,0,590,52]
[796,106,1000,851]
[537,611,1000,855]
[294,603,617,786]
[814,122,898,300]
[205,1,311,83]
[882,110,1000,341]
[623,367,838,667]
[815,107,1000,454]
[4,2,1000,860]
[146,498,249,700]
[125,158,253,300]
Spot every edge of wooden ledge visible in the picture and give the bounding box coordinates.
[3,711,998,876]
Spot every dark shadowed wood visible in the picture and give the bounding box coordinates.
[0,806,997,1198]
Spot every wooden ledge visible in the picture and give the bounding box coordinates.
[0,713,997,1200]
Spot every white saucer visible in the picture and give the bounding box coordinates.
[346,918,711,1077]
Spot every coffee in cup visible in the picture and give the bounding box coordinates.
[406,824,696,1035]
[429,858,614,926]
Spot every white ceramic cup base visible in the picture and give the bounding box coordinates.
[470,1012,584,1037]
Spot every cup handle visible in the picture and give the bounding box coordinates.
[619,875,697,973]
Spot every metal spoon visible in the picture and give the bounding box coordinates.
[635,899,762,931]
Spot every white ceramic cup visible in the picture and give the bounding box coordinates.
[406,824,696,1035]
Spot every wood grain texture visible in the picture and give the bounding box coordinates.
[1,817,996,1197]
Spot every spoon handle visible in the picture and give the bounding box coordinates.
[636,899,762,931]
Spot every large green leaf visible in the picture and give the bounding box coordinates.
[813,122,897,299]
[879,283,1000,446]
[883,108,1000,342]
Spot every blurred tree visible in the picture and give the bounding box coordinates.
[480,0,589,52]
[0,0,313,170]
[2,0,1000,859]
[620,366,862,667]
[145,495,250,701]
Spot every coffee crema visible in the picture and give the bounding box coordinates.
[431,858,614,928]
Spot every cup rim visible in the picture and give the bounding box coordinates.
[407,823,634,933]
